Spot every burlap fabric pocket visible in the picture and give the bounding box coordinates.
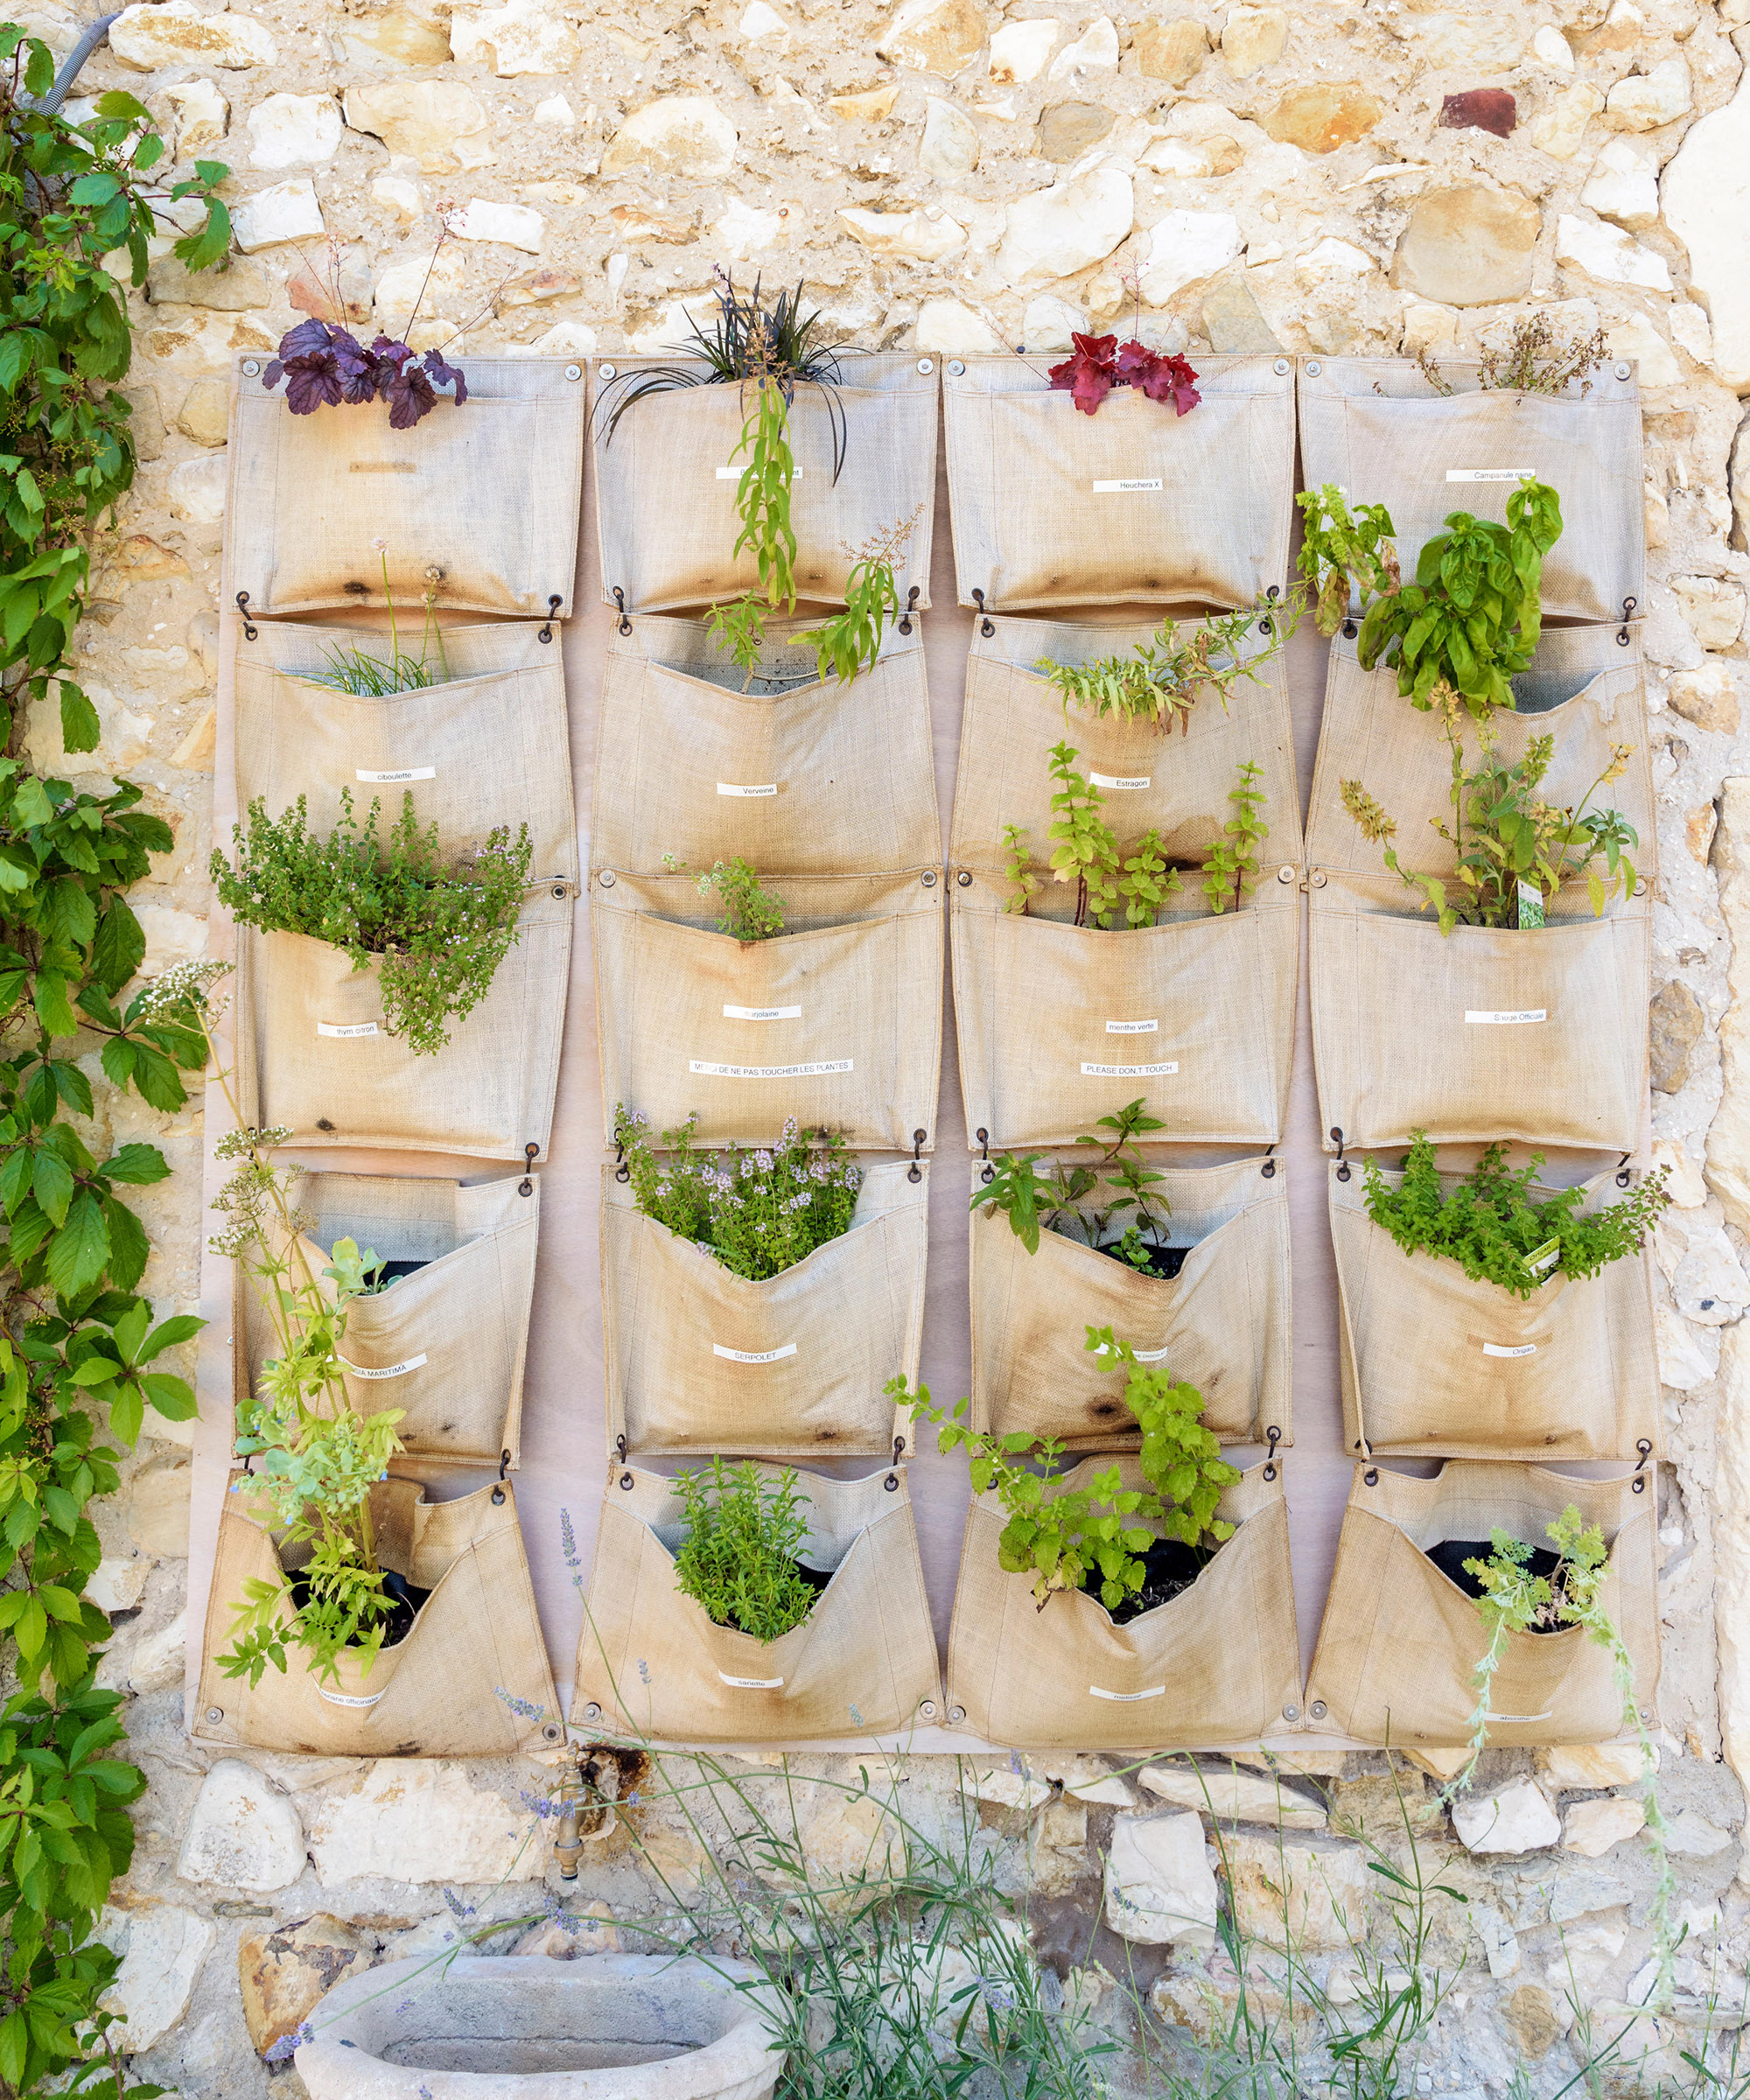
[594,872,942,1151]
[952,877,1298,1148]
[234,617,578,880]
[592,354,936,613]
[236,1172,540,1467]
[1330,1161,1659,1462]
[943,355,1294,612]
[950,611,1300,878]
[601,1161,925,1460]
[592,613,938,876]
[1297,359,1645,626]
[970,1155,1291,1449]
[571,1463,942,1742]
[1309,872,1648,1153]
[234,892,570,1160]
[226,356,585,619]
[945,1459,1298,1749]
[1306,625,1654,891]
[192,1476,561,1755]
[1305,1461,1659,1746]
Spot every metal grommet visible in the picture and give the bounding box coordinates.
[920,869,938,887]
[1617,627,1631,647]
[1632,1474,1647,1492]
[1342,619,1357,639]
[584,1701,602,1721]
[598,868,616,886]
[1283,1704,1300,1723]
[542,1721,564,1741]
[1364,1467,1379,1487]
[946,360,964,376]
[917,357,934,374]
[956,868,973,887]
[1310,870,1327,888]
[564,363,582,381]
[242,358,261,377]
[598,362,617,380]
[948,1704,966,1726]
[620,1471,634,1489]
[1614,360,1632,380]
[919,1698,937,1718]
[205,1706,223,1725]
[884,1472,899,1492]
[1273,358,1290,375]
[553,884,567,900]
[1305,360,1322,376]
[492,1485,506,1504]
[1309,1700,1327,1721]
[1276,864,1295,884]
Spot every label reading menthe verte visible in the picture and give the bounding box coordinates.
[712,1342,798,1364]
[1092,479,1163,494]
[340,1353,428,1379]
[724,1004,802,1021]
[1106,1019,1159,1035]
[317,1021,380,1039]
[690,1059,853,1078]
[1464,1009,1547,1025]
[1089,772,1152,790]
[1446,468,1536,482]
[1081,1060,1177,1077]
[717,782,779,797]
[356,767,437,783]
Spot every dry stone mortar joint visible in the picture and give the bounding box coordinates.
[33,0,1750,2085]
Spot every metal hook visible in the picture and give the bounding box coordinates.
[537,593,561,644]
[1331,1126,1350,1182]
[1342,619,1357,640]
[520,1140,538,1197]
[1263,1424,1282,1481]
[492,1447,510,1503]
[1618,595,1636,647]
[1633,1438,1652,1493]
[908,1128,927,1183]
[972,587,995,639]
[893,1435,906,1464]
[898,584,920,635]
[235,591,258,641]
[615,1433,627,1462]
[620,1471,634,1490]
[612,585,632,637]
[976,1126,994,1185]
[1363,1466,1379,1487]
[1616,1152,1633,1189]
[884,1472,900,1492]
[1260,1144,1277,1180]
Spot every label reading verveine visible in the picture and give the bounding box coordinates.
[1482,1342,1538,1359]
[1088,1684,1166,1702]
[1106,1019,1159,1035]
[723,1004,802,1021]
[1092,479,1164,494]
[1446,467,1536,482]
[317,1021,380,1039]
[717,782,779,797]
[1081,1060,1177,1077]
[712,1342,799,1364]
[1088,771,1152,790]
[1464,1009,1547,1025]
[719,1672,786,1689]
[690,1059,853,1078]
[356,766,437,783]
[340,1353,428,1380]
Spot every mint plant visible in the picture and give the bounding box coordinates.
[673,1457,821,1642]
[971,1097,1168,1256]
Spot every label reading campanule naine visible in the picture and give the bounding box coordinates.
[713,1342,798,1364]
[1465,1009,1547,1025]
[317,1020,380,1039]
[1446,467,1536,482]
[1106,1019,1159,1035]
[1081,1060,1177,1077]
[1092,478,1163,494]
[723,1004,802,1021]
[1088,771,1152,790]
[340,1353,428,1380]
[690,1059,852,1078]
[356,766,437,783]
[1482,1342,1538,1360]
[717,782,779,797]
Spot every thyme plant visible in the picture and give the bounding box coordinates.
[211,790,533,1054]
[666,853,785,942]
[1036,605,1280,735]
[613,1108,861,1281]
[1418,309,1610,397]
[672,1457,820,1642]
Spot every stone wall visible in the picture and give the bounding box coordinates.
[18,0,1750,2088]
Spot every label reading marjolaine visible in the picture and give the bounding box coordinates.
[717,782,779,797]
[1089,771,1152,790]
[317,1021,380,1039]
[1446,468,1536,482]
[723,1004,802,1021]
[719,1671,785,1689]
[356,766,437,783]
[1088,1684,1166,1702]
[1081,1060,1177,1077]
[1481,1342,1538,1359]
[1092,479,1163,494]
[340,1353,428,1380]
[1464,1009,1547,1026]
[1106,1019,1159,1035]
[712,1342,798,1364]
[690,1059,852,1078]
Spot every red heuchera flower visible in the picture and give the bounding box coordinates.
[1048,331,1201,416]
[262,320,467,426]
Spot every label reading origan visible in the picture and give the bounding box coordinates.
[1081,1060,1177,1077]
[1089,1684,1166,1701]
[1464,1009,1547,1026]
[317,1021,380,1039]
[723,1004,802,1021]
[1089,772,1152,790]
[1446,467,1536,482]
[712,1342,798,1364]
[1481,1342,1538,1359]
[1106,1019,1159,1035]
[1525,1237,1562,1277]
[340,1354,428,1379]
[690,1059,853,1078]
[716,782,779,797]
[1092,479,1164,494]
[356,767,437,783]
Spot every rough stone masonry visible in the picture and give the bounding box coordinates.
[18,0,1750,2089]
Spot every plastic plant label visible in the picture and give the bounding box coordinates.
[1092,479,1163,493]
[318,1685,387,1705]
[356,767,437,783]
[1480,1342,1537,1359]
[712,1343,798,1364]
[1524,1237,1562,1280]
[1464,1009,1547,1025]
[690,1059,853,1078]
[1131,1345,1172,1362]
[723,1004,802,1021]
[1088,1684,1166,1701]
[717,782,779,797]
[1516,880,1545,930]
[718,1672,786,1688]
[1089,772,1152,790]
[1081,1060,1177,1077]
[1106,1019,1159,1034]
[339,1353,429,1379]
[1446,468,1536,482]
[317,1021,380,1039]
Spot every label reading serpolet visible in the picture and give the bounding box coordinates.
[1081,1060,1177,1077]
[356,766,437,783]
[723,1004,802,1021]
[1089,1684,1166,1701]
[717,782,779,797]
[1106,1019,1159,1035]
[317,1021,380,1039]
[1464,1009,1547,1026]
[1089,771,1152,790]
[340,1353,429,1379]
[1482,1342,1538,1359]
[719,1671,785,1688]
[713,1342,798,1364]
[1446,467,1536,482]
[690,1059,853,1078]
[1092,479,1163,494]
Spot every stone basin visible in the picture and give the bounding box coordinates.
[296,1953,785,2099]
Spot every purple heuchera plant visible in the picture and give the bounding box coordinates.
[262,318,467,428]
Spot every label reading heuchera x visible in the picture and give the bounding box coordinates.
[1464,1009,1547,1025]
[340,1353,428,1379]
[1481,1342,1538,1359]
[717,782,779,797]
[1088,1684,1165,1701]
[317,1021,380,1039]
[1089,772,1152,790]
[690,1059,852,1078]
[1081,1060,1177,1077]
[723,1004,802,1021]
[1446,468,1536,482]
[1106,1019,1158,1034]
[719,1671,785,1688]
[1092,479,1163,494]
[712,1342,798,1364]
[356,767,437,783]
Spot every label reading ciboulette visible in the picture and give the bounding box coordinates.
[357,767,437,783]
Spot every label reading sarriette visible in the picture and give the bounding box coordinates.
[690,1059,852,1078]
[340,1354,428,1379]
[724,1004,802,1021]
[1092,479,1163,494]
[713,1342,798,1364]
[317,1021,380,1039]
[356,767,437,783]
[1446,468,1536,482]
[717,782,779,797]
[1106,1019,1159,1035]
[1089,772,1152,790]
[1088,1684,1166,1702]
[1081,1060,1177,1077]
[1481,1342,1537,1359]
[1465,1009,1547,1026]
